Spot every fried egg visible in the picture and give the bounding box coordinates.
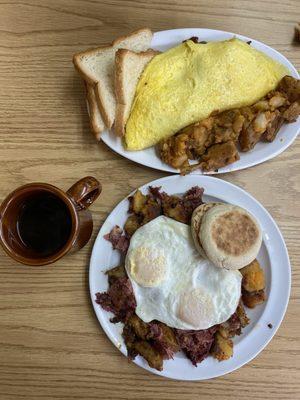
[125,216,242,330]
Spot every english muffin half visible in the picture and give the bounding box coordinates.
[191,203,222,258]
[199,204,262,270]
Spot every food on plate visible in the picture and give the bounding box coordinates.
[73,28,153,133]
[240,259,266,308]
[191,202,222,257]
[211,301,250,361]
[191,203,262,270]
[200,141,240,172]
[114,49,159,136]
[124,38,288,151]
[218,302,250,338]
[123,314,180,370]
[73,30,299,174]
[96,186,266,371]
[160,75,300,172]
[240,259,265,292]
[85,83,105,140]
[125,185,204,233]
[126,216,242,329]
[175,326,218,365]
[242,289,266,308]
[211,332,233,361]
[103,226,129,254]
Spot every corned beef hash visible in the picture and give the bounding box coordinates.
[96,186,266,371]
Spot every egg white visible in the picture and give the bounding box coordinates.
[125,216,242,330]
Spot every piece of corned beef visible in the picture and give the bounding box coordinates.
[104,226,129,254]
[95,277,136,323]
[175,326,218,366]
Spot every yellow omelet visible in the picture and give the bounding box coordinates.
[124,38,289,151]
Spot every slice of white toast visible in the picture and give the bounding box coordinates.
[114,49,159,136]
[73,28,153,129]
[86,83,105,140]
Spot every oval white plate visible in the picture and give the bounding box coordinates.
[89,175,291,380]
[99,28,299,174]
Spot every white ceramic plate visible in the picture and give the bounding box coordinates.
[89,175,291,380]
[99,28,300,174]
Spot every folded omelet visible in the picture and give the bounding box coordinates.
[125,38,289,151]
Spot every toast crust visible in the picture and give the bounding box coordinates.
[85,83,105,140]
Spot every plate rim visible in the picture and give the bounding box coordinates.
[99,27,300,175]
[89,175,291,380]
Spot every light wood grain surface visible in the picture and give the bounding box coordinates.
[0,1,299,399]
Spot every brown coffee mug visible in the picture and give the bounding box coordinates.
[0,177,101,266]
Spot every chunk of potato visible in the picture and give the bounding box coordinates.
[211,332,233,361]
[127,315,150,340]
[105,265,126,284]
[133,341,163,371]
[218,326,230,339]
[236,302,250,328]
[140,197,161,224]
[159,323,180,353]
[240,259,265,292]
[242,289,266,308]
[124,215,141,237]
[131,190,147,214]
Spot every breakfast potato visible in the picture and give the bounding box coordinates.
[124,215,141,237]
[131,189,147,214]
[127,315,150,340]
[140,197,161,223]
[201,140,240,172]
[133,341,163,371]
[163,203,186,223]
[162,195,187,223]
[159,323,180,353]
[105,265,126,284]
[236,302,250,328]
[211,332,233,361]
[242,289,266,308]
[240,259,265,292]
[126,316,179,352]
[218,325,231,339]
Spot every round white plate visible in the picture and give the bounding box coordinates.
[99,28,299,174]
[89,175,291,380]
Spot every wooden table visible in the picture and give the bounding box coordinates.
[0,1,299,399]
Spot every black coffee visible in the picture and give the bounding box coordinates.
[17,193,72,257]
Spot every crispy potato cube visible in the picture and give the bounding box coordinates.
[236,302,250,328]
[127,315,150,340]
[124,215,141,237]
[131,190,147,214]
[242,289,266,308]
[218,326,230,339]
[159,323,180,353]
[162,196,187,223]
[133,341,163,371]
[140,198,161,223]
[163,203,187,223]
[211,332,233,361]
[105,265,126,284]
[240,259,265,292]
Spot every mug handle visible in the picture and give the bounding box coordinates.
[67,176,101,210]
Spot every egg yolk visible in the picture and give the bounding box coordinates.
[127,247,167,287]
[177,288,214,328]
